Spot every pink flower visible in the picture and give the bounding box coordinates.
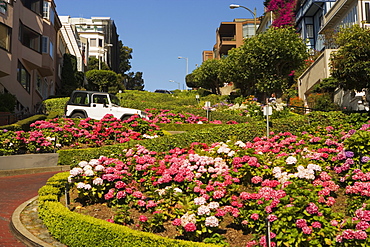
[302,226,312,234]
[296,219,307,228]
[139,215,148,222]
[184,222,197,232]
[267,214,278,222]
[251,176,263,184]
[356,221,370,230]
[116,191,126,199]
[311,222,322,228]
[172,218,182,226]
[250,213,259,220]
[306,203,319,215]
[330,220,339,226]
[146,200,157,208]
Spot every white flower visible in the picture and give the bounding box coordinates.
[307,163,321,171]
[94,165,105,171]
[84,169,95,176]
[70,167,83,177]
[83,183,92,190]
[194,197,207,205]
[235,141,246,148]
[89,159,100,166]
[76,182,85,189]
[93,178,103,185]
[173,187,183,194]
[78,161,88,167]
[83,165,93,171]
[181,213,196,227]
[286,156,297,165]
[197,205,211,215]
[208,201,220,209]
[205,216,219,227]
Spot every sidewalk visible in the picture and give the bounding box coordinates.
[0,171,61,246]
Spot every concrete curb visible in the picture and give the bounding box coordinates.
[10,196,54,247]
[0,165,70,177]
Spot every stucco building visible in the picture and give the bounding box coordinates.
[0,0,64,115]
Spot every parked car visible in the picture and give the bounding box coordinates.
[154,89,173,94]
[64,90,148,120]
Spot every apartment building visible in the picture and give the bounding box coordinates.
[204,18,260,61]
[59,16,88,73]
[298,0,370,109]
[0,0,64,115]
[215,18,259,60]
[295,0,336,51]
[60,16,119,73]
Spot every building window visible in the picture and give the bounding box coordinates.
[90,38,96,47]
[0,0,7,14]
[36,73,42,93]
[19,23,41,53]
[98,38,103,47]
[43,1,55,25]
[49,40,53,59]
[306,24,314,38]
[0,22,11,52]
[365,2,370,23]
[17,61,30,93]
[21,0,42,16]
[42,36,49,53]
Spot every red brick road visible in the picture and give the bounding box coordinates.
[0,171,59,247]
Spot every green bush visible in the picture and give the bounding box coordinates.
[0,92,17,112]
[42,97,69,118]
[0,114,47,131]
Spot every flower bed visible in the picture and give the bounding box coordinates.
[0,114,162,156]
[64,120,370,246]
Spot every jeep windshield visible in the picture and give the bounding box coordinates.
[110,94,121,106]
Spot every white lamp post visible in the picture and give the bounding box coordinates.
[169,80,180,90]
[229,4,257,34]
[178,56,188,90]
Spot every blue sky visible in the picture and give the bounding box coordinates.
[55,0,265,92]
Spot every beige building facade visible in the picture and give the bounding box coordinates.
[0,0,64,115]
[298,0,370,109]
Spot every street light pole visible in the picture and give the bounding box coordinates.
[169,80,180,90]
[229,4,257,34]
[178,56,188,90]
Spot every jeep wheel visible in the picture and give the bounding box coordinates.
[71,113,85,118]
[121,115,132,121]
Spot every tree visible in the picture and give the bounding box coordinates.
[87,57,110,70]
[85,70,123,93]
[61,53,80,95]
[123,72,144,90]
[185,73,199,88]
[221,47,255,96]
[192,59,224,94]
[118,40,133,74]
[221,27,308,97]
[330,25,370,91]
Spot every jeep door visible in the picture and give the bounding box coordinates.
[90,94,111,119]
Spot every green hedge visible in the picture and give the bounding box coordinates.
[0,114,47,131]
[57,116,309,167]
[38,173,217,247]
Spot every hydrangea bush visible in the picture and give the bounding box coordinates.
[68,120,370,246]
[0,114,162,155]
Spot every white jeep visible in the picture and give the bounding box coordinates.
[64,90,148,120]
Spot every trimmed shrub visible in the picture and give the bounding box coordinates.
[38,173,217,247]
